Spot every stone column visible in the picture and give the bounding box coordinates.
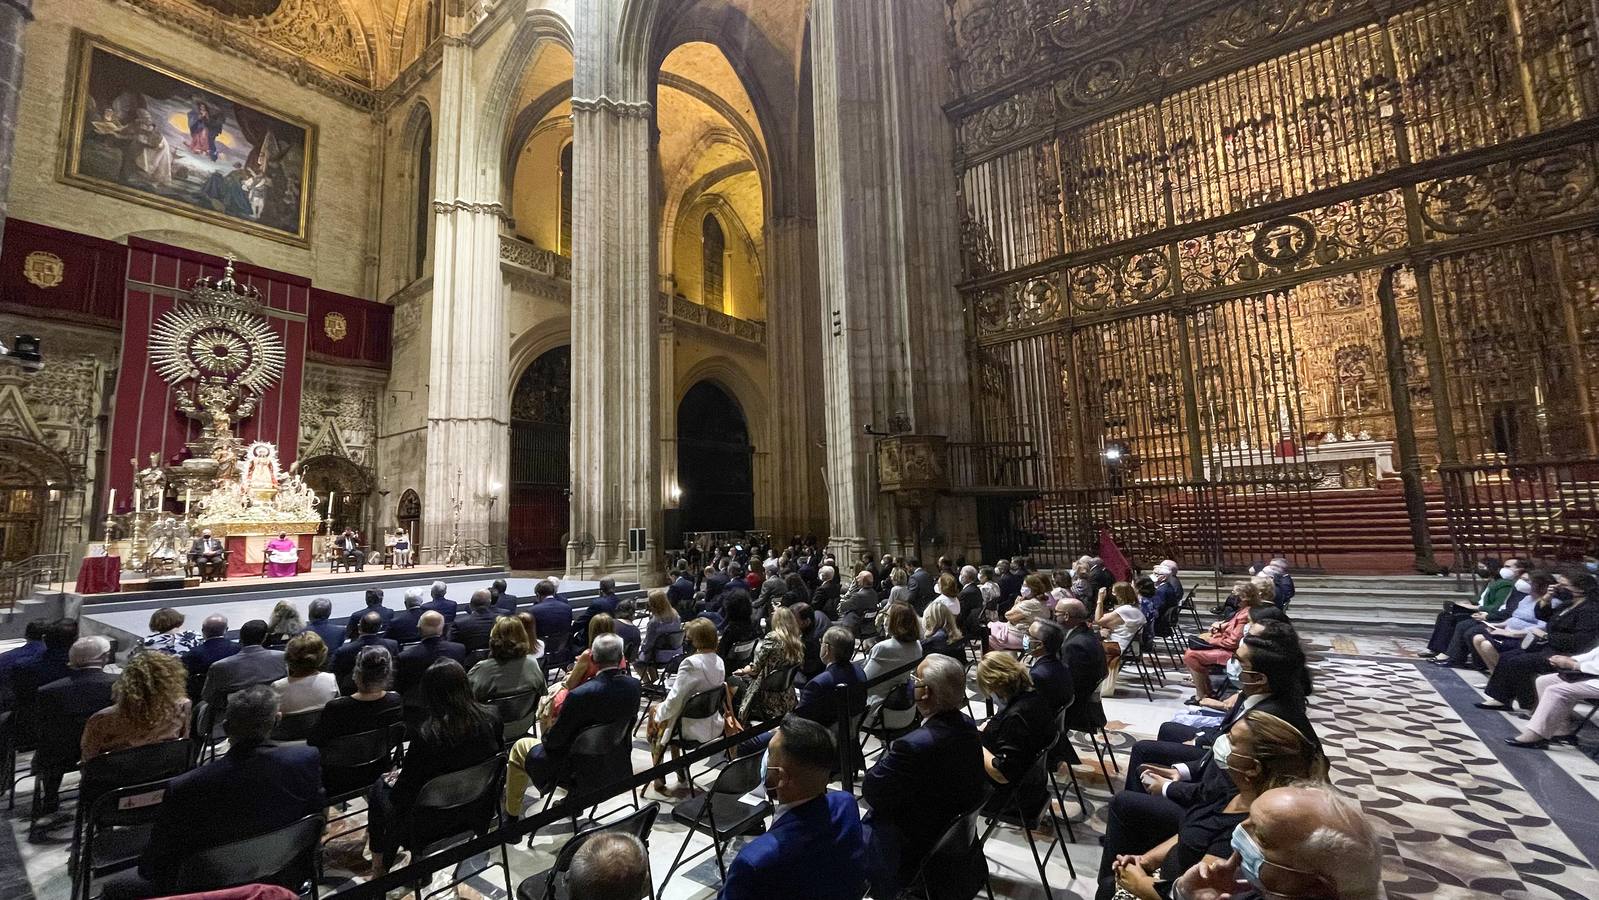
[765,215,822,538]
[811,0,977,557]
[0,0,32,254]
[422,30,510,552]
[567,0,658,577]
[657,310,678,522]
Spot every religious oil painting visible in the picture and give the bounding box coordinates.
[60,33,316,245]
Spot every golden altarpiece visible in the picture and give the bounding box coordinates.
[949,0,1599,571]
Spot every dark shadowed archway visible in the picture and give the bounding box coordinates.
[509,346,570,570]
[677,381,754,542]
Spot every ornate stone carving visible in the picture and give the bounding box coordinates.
[299,363,382,467]
[1418,144,1598,239]
[499,234,572,282]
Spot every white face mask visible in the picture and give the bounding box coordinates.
[1019,585,1033,598]
[1499,567,1515,580]
[1515,578,1533,595]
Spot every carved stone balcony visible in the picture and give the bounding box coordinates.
[659,293,767,347]
[499,234,573,284]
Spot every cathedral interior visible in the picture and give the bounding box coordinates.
[2,0,1599,897]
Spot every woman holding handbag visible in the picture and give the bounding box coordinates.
[1478,575,1599,711]
[1181,578,1268,703]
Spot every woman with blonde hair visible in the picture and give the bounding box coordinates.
[273,631,338,714]
[648,617,726,791]
[1107,711,1327,900]
[929,573,962,618]
[81,650,191,759]
[987,597,1044,652]
[976,653,1056,820]
[264,600,303,648]
[733,605,805,721]
[921,601,966,662]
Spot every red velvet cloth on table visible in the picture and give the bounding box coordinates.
[75,556,121,594]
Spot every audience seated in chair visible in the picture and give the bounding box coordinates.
[5,618,77,744]
[365,659,501,877]
[920,601,967,664]
[33,635,118,811]
[102,686,324,899]
[82,649,191,761]
[1094,583,1147,685]
[1421,558,1521,661]
[454,589,501,654]
[975,653,1057,824]
[531,580,575,668]
[1025,620,1074,713]
[863,604,922,731]
[742,626,866,758]
[396,611,466,723]
[1169,782,1385,900]
[731,605,804,723]
[506,633,640,816]
[422,581,459,624]
[638,588,685,683]
[1477,574,1599,711]
[304,597,346,654]
[1184,579,1268,703]
[490,578,519,616]
[988,597,1044,654]
[1102,710,1327,900]
[717,592,762,667]
[201,619,286,709]
[1054,599,1110,733]
[468,616,546,702]
[569,832,651,900]
[647,617,725,791]
[861,654,986,900]
[384,588,425,644]
[135,607,199,658]
[310,645,403,748]
[721,715,868,900]
[272,632,338,715]
[574,577,621,637]
[334,612,401,694]
[263,600,304,650]
[346,587,395,632]
[181,615,238,691]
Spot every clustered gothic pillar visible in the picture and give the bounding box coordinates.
[422,26,510,551]
[765,215,823,539]
[0,0,31,253]
[567,0,659,576]
[810,0,978,558]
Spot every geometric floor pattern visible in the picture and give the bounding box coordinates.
[8,635,1599,899]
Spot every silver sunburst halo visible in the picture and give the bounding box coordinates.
[150,302,286,397]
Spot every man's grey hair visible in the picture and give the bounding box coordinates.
[201,614,228,638]
[568,832,649,900]
[822,626,855,663]
[224,685,280,744]
[960,565,978,582]
[917,654,966,713]
[69,635,112,668]
[1055,598,1089,623]
[1286,781,1386,900]
[404,586,425,609]
[591,632,624,667]
[470,588,492,609]
[309,597,333,621]
[431,580,448,598]
[996,559,1010,573]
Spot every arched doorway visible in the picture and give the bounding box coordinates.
[396,489,421,548]
[510,346,570,570]
[676,381,754,543]
[298,455,374,538]
[0,436,71,564]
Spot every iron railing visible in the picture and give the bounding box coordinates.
[0,553,67,610]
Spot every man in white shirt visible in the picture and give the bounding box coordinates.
[1507,644,1599,747]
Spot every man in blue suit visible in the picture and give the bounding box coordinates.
[422,581,459,624]
[333,612,401,693]
[107,686,324,898]
[385,588,427,643]
[862,655,987,898]
[506,634,640,813]
[346,588,394,631]
[530,580,574,666]
[721,715,867,900]
[304,597,346,653]
[574,577,621,637]
[667,565,697,617]
[181,615,239,689]
[490,578,519,615]
[1025,620,1075,712]
[742,627,865,757]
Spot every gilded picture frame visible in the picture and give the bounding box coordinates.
[59,31,317,247]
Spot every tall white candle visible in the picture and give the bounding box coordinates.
[185,488,193,514]
[107,488,116,512]
[133,487,142,511]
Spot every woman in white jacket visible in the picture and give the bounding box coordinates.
[648,617,726,791]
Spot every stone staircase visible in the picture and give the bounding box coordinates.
[1176,570,1472,635]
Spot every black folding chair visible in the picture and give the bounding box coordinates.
[485,686,545,746]
[189,700,227,764]
[1121,625,1158,702]
[752,664,799,720]
[319,722,405,829]
[402,754,513,900]
[658,750,770,894]
[271,707,323,743]
[1043,708,1085,843]
[722,638,758,673]
[70,739,192,872]
[978,751,1076,892]
[661,685,728,795]
[541,718,640,828]
[901,789,994,900]
[72,777,175,900]
[859,681,920,762]
[172,813,325,898]
[516,802,660,900]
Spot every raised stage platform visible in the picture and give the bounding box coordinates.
[72,565,645,651]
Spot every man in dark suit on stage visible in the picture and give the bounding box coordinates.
[112,687,324,898]
[188,529,226,581]
[452,590,499,654]
[862,655,986,899]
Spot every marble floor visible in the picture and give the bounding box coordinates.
[7,629,1599,899]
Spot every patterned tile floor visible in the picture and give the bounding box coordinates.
[7,631,1599,899]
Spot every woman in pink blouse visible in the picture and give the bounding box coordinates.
[81,651,191,760]
[1182,577,1270,702]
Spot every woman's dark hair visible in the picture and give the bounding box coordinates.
[418,658,492,745]
[791,602,815,629]
[1569,572,1599,601]
[724,591,753,626]
[1242,623,1312,702]
[1530,571,1558,595]
[1134,576,1157,598]
[1249,605,1288,624]
[784,572,810,600]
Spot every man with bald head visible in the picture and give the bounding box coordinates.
[181,613,239,687]
[453,589,499,653]
[1171,782,1386,900]
[395,610,465,703]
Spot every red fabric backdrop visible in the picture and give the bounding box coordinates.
[0,218,126,327]
[106,238,309,508]
[307,288,393,368]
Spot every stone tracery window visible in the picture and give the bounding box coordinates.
[703,213,726,312]
[560,142,574,257]
[413,111,432,282]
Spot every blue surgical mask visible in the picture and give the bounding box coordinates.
[1587,561,1598,574]
[1231,825,1267,889]
[1225,657,1243,687]
[1211,733,1232,770]
[758,748,769,787]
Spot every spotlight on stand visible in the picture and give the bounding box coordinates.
[1102,445,1124,462]
[0,334,42,372]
